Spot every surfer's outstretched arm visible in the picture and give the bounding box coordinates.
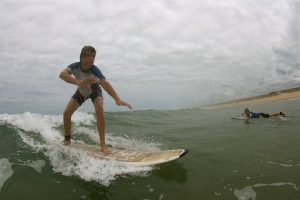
[99,79,132,110]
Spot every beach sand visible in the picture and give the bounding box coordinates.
[203,87,300,109]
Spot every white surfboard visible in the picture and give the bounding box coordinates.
[68,143,188,166]
[231,116,249,120]
[232,116,286,120]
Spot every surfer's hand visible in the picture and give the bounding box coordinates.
[78,77,97,90]
[116,99,132,110]
[101,145,111,155]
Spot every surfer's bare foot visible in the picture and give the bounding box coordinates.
[101,145,111,155]
[63,140,71,145]
[63,135,71,145]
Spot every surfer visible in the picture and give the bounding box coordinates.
[243,108,285,118]
[59,46,132,154]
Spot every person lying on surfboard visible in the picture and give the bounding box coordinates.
[59,46,132,154]
[243,108,286,119]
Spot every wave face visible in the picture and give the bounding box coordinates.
[0,111,161,187]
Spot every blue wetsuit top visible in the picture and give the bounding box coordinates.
[67,62,106,97]
[249,112,260,118]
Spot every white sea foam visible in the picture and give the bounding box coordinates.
[266,161,300,168]
[234,182,300,200]
[0,112,157,186]
[0,112,62,141]
[71,111,96,125]
[41,143,151,186]
[234,186,256,200]
[26,160,46,173]
[158,193,164,200]
[253,182,299,191]
[0,158,13,191]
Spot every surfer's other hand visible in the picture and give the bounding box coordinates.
[116,99,132,110]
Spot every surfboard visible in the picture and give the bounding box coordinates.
[232,116,248,120]
[232,116,286,120]
[68,143,188,166]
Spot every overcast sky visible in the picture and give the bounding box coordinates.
[0,0,299,113]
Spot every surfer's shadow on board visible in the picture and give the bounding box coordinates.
[153,162,188,184]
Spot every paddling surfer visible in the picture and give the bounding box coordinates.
[59,46,132,154]
[243,108,285,118]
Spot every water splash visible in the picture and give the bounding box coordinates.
[0,111,158,186]
[0,158,13,191]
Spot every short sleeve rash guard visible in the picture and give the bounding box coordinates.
[67,62,106,97]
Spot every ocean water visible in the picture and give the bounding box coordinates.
[0,99,300,200]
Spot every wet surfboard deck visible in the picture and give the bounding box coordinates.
[68,143,189,166]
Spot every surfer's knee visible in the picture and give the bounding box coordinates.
[63,107,75,119]
[95,105,104,115]
[93,98,104,113]
[63,111,71,121]
[63,100,78,118]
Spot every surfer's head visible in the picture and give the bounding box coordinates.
[244,108,250,116]
[80,46,96,69]
[80,46,96,62]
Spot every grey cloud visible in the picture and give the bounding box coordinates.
[0,0,299,112]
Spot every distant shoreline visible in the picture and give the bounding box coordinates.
[203,87,300,109]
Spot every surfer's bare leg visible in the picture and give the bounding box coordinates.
[270,112,286,117]
[63,99,79,145]
[93,97,111,154]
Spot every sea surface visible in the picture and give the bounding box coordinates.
[0,99,300,200]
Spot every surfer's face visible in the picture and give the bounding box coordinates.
[244,109,250,117]
[81,52,95,70]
